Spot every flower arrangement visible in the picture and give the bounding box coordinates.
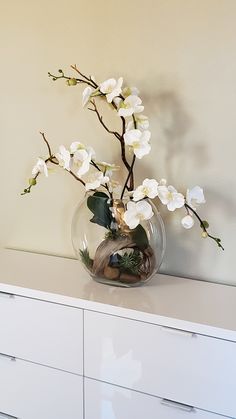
[22,65,223,285]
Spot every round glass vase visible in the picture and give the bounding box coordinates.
[71,192,166,287]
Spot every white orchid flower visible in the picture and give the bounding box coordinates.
[100,77,123,103]
[108,180,122,197]
[70,141,95,158]
[85,172,109,191]
[69,141,95,177]
[118,95,144,117]
[181,214,195,229]
[158,185,185,211]
[124,129,151,159]
[32,158,48,177]
[159,178,167,186]
[82,86,93,107]
[127,114,149,131]
[55,145,71,171]
[123,200,154,230]
[70,141,84,153]
[73,149,93,177]
[96,161,120,177]
[122,86,140,98]
[133,179,159,201]
[186,186,205,210]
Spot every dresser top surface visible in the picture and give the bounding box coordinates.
[0,248,235,339]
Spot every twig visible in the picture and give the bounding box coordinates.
[39,132,53,158]
[71,64,98,88]
[185,203,224,250]
[69,170,86,186]
[120,155,136,199]
[88,101,121,140]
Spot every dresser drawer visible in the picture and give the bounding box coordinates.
[0,354,83,419]
[0,292,83,373]
[85,378,229,419]
[84,311,236,418]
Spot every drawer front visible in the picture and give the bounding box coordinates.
[0,292,83,373]
[84,311,236,418]
[0,354,83,419]
[85,378,229,419]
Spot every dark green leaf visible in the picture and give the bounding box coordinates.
[87,192,112,229]
[132,224,149,250]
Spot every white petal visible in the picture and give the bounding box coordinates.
[70,141,84,153]
[32,158,48,177]
[133,186,145,201]
[77,159,90,177]
[117,77,123,90]
[174,193,185,208]
[82,86,92,107]
[141,130,151,142]
[73,149,88,163]
[125,95,142,107]
[134,142,151,159]
[181,215,195,229]
[123,212,140,229]
[124,129,141,145]
[126,200,137,212]
[136,200,153,220]
[187,186,205,205]
[157,186,169,205]
[142,179,159,198]
[100,78,116,94]
[159,178,167,186]
[126,120,134,131]
[134,105,144,114]
[168,185,177,193]
[136,115,149,130]
[122,86,140,98]
[167,201,177,211]
[118,107,134,117]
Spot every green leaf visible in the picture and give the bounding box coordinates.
[132,224,149,250]
[87,192,112,229]
[79,248,93,270]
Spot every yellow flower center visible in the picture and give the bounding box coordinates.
[137,213,144,220]
[132,141,140,149]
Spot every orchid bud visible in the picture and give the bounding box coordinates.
[67,78,77,86]
[29,178,37,186]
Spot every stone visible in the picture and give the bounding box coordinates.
[103,266,120,280]
[119,273,141,284]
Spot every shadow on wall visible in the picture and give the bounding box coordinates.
[129,80,233,280]
[143,87,208,182]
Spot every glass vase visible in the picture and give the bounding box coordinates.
[71,192,166,287]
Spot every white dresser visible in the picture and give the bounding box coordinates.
[0,249,235,419]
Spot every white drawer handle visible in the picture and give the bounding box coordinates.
[0,291,15,299]
[161,398,194,412]
[0,412,19,419]
[0,353,16,362]
[161,326,196,338]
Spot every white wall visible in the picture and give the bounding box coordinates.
[0,0,235,284]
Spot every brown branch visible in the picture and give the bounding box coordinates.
[120,155,136,199]
[185,203,224,250]
[40,132,53,158]
[88,101,121,140]
[68,170,85,186]
[71,64,98,89]
[111,98,135,189]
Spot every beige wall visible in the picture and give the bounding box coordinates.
[1,0,235,284]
